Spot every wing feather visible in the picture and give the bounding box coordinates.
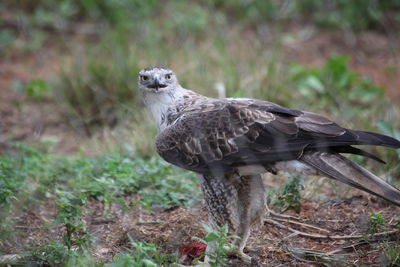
[156,98,398,174]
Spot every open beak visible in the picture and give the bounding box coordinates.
[149,78,167,91]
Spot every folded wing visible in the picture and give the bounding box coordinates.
[156,98,400,174]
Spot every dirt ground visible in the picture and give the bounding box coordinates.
[1,27,400,266]
[10,184,400,266]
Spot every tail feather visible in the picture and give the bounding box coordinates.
[300,151,400,206]
[331,146,385,164]
[355,130,400,148]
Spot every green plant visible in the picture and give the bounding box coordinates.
[193,224,239,267]
[0,143,49,207]
[24,79,52,100]
[27,241,77,266]
[294,0,400,31]
[290,55,384,113]
[368,212,386,234]
[274,174,304,213]
[106,237,177,267]
[55,190,92,250]
[383,243,400,266]
[65,253,102,267]
[0,158,20,206]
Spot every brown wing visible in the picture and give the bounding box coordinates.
[156,98,400,174]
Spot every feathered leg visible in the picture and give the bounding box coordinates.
[200,173,265,265]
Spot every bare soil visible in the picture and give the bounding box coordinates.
[7,187,400,266]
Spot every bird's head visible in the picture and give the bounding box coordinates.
[138,66,179,96]
[138,66,184,128]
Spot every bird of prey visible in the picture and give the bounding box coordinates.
[138,65,400,265]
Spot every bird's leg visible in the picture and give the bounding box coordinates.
[198,174,239,265]
[227,174,265,266]
[227,222,252,263]
[199,173,264,266]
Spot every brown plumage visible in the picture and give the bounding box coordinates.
[139,66,400,265]
[155,97,400,206]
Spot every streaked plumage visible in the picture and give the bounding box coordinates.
[139,66,400,265]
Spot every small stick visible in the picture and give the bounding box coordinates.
[281,232,300,242]
[266,206,300,221]
[14,225,41,229]
[328,240,371,254]
[0,254,22,265]
[265,218,400,240]
[136,220,163,225]
[272,217,330,233]
[314,219,343,223]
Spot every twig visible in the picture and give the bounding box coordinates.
[14,225,41,229]
[91,219,115,225]
[266,206,300,221]
[265,218,400,240]
[136,220,163,225]
[328,240,371,254]
[281,232,300,242]
[282,245,348,266]
[272,217,330,233]
[0,254,22,265]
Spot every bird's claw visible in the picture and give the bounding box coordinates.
[251,257,262,267]
[227,249,261,266]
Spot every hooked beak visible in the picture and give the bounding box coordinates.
[148,78,167,91]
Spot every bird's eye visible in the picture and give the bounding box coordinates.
[165,74,172,80]
[140,75,149,81]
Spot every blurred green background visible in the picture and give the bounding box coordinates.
[1,0,400,265]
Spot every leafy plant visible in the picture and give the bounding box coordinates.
[290,55,384,113]
[27,241,77,266]
[273,174,304,213]
[294,0,400,31]
[55,190,92,250]
[383,243,400,267]
[25,79,52,100]
[368,212,386,234]
[0,158,20,206]
[0,143,49,207]
[192,224,239,267]
[107,237,177,267]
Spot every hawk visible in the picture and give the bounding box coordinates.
[138,65,400,265]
